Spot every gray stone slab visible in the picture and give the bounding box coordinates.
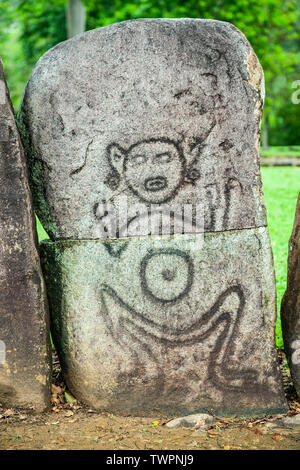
[281,414,300,426]
[281,193,300,398]
[40,228,287,416]
[0,59,51,410]
[19,18,266,240]
[264,413,300,429]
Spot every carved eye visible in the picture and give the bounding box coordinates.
[154,152,171,164]
[113,152,122,161]
[130,154,147,166]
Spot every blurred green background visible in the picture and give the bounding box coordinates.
[1,1,300,349]
[1,0,300,146]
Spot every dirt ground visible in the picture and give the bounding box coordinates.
[1,409,300,450]
[0,351,299,451]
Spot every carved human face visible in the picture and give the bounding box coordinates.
[124,140,185,203]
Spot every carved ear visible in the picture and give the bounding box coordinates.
[107,143,126,174]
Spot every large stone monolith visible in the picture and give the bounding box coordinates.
[281,193,300,398]
[19,19,287,416]
[0,59,51,410]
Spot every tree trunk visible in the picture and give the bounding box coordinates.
[66,0,86,39]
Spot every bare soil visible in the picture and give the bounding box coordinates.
[1,409,300,450]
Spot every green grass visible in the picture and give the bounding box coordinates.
[35,167,300,350]
[260,146,300,157]
[261,167,300,348]
[35,215,49,242]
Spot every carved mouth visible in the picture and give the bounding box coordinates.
[144,176,167,192]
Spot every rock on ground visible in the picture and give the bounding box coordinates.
[281,414,300,426]
[165,413,215,428]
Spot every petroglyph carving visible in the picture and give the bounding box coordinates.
[97,247,258,392]
[94,137,245,238]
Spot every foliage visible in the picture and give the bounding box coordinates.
[0,1,30,106]
[17,0,67,66]
[0,1,67,107]
[0,0,300,145]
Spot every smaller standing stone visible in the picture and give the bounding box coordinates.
[281,193,300,398]
[0,58,51,410]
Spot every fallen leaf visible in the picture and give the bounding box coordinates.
[253,427,263,435]
[64,410,74,417]
[207,430,219,436]
[18,415,27,420]
[64,391,77,405]
[272,434,284,441]
[195,421,210,431]
[224,445,242,450]
[51,396,60,405]
[195,419,206,427]
[3,409,14,417]
[51,384,62,395]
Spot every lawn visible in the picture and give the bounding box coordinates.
[261,167,300,348]
[35,166,300,349]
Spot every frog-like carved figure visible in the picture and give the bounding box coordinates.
[94,137,243,239]
[97,247,259,395]
[94,138,201,239]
